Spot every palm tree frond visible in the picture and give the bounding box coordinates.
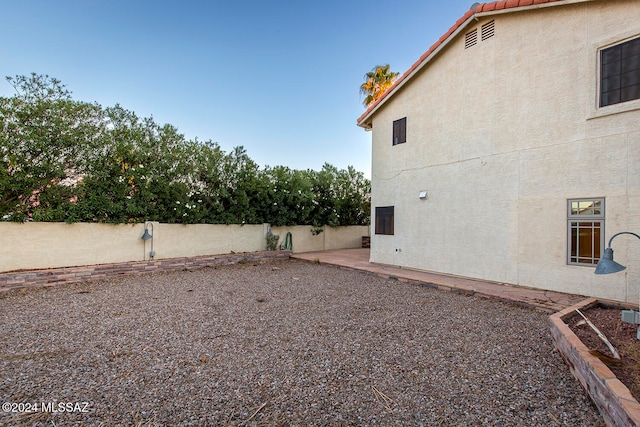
[359,64,399,107]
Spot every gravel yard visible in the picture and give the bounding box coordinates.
[0,259,602,426]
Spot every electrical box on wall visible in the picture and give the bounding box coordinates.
[621,310,640,324]
[621,310,640,340]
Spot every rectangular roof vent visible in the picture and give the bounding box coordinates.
[481,20,495,41]
[465,29,478,49]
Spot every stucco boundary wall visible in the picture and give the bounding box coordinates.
[0,222,369,273]
[0,251,291,293]
[550,298,640,427]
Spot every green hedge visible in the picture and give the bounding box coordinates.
[0,74,370,226]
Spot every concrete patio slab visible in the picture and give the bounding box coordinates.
[291,248,587,312]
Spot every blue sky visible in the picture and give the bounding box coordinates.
[1,0,477,177]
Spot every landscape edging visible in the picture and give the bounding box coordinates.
[549,298,640,427]
[0,250,291,293]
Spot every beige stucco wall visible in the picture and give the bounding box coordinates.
[271,225,369,252]
[0,222,368,272]
[368,0,640,302]
[154,223,268,259]
[0,222,146,271]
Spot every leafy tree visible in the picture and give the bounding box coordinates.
[359,64,399,107]
[0,73,105,221]
[69,106,195,223]
[188,144,263,224]
[331,165,370,226]
[307,164,370,227]
[1,73,371,227]
[258,166,315,226]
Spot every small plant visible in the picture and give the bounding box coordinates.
[266,231,279,250]
[311,226,324,236]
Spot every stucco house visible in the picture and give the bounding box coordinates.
[357,0,640,303]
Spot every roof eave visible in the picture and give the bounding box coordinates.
[356,0,596,129]
[356,11,476,129]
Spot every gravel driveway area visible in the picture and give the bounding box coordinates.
[1,259,602,426]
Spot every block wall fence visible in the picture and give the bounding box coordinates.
[0,222,369,273]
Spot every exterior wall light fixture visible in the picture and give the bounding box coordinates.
[141,222,155,259]
[594,231,640,338]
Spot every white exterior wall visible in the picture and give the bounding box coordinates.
[369,0,640,302]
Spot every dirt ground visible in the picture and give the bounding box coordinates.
[568,304,640,402]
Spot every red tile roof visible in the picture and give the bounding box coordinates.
[357,0,574,127]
